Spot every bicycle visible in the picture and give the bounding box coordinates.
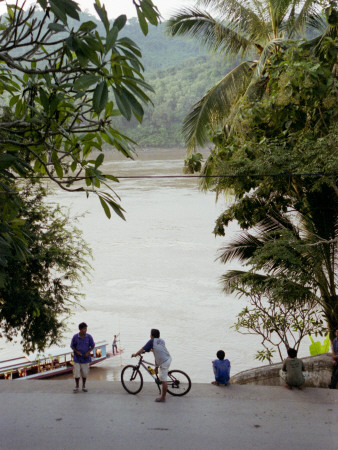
[121,354,191,396]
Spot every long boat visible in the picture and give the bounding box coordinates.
[0,341,120,380]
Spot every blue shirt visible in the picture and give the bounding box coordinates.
[71,333,95,363]
[213,359,231,384]
[333,337,338,356]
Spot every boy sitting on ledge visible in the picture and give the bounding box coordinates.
[212,350,231,386]
[281,348,305,390]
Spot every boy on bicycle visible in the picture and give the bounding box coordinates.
[132,328,171,402]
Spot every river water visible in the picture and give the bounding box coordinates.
[1,148,267,383]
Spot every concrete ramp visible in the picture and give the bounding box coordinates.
[0,380,337,449]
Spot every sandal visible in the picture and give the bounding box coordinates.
[73,387,79,393]
[82,388,88,392]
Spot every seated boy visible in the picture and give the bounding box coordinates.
[282,348,305,390]
[212,350,230,385]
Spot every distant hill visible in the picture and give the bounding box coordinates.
[116,19,236,147]
[74,14,236,147]
[1,9,236,148]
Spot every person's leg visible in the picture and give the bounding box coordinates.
[211,365,219,384]
[155,358,170,402]
[329,365,338,389]
[73,363,80,392]
[81,364,89,391]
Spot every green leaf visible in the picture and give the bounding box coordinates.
[50,0,67,24]
[74,74,100,90]
[9,95,19,107]
[99,196,111,219]
[0,153,17,170]
[93,81,108,114]
[65,35,78,51]
[140,0,159,26]
[48,23,66,32]
[107,199,126,221]
[137,8,148,35]
[79,21,97,32]
[113,15,127,31]
[105,26,118,52]
[95,153,104,168]
[39,88,49,113]
[94,2,109,32]
[54,161,64,179]
[37,0,47,8]
[114,88,132,120]
[51,0,80,21]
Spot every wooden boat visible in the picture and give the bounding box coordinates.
[0,341,117,380]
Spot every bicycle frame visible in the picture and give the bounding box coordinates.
[134,355,162,392]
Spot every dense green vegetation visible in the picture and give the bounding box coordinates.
[0,0,161,351]
[171,0,337,357]
[114,19,239,147]
[114,54,237,147]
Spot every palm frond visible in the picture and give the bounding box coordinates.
[255,37,289,77]
[166,7,253,56]
[288,0,324,37]
[219,269,267,293]
[200,0,270,43]
[183,61,253,149]
[217,231,263,264]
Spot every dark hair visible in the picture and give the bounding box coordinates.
[79,322,87,330]
[217,350,225,360]
[287,348,297,358]
[151,328,160,338]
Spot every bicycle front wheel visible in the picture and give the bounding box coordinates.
[167,370,191,396]
[121,365,143,394]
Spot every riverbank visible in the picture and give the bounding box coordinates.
[1,380,337,449]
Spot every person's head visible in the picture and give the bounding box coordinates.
[150,328,160,339]
[216,350,225,360]
[79,322,87,334]
[114,335,116,338]
[287,348,297,358]
[335,328,338,338]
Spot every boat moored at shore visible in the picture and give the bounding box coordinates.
[0,341,116,380]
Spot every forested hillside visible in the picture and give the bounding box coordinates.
[0,9,234,148]
[116,19,236,147]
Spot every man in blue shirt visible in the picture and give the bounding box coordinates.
[329,328,338,389]
[212,350,231,386]
[70,322,95,393]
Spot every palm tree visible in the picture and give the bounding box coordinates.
[218,186,338,338]
[166,0,329,151]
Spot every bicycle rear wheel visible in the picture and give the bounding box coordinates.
[121,365,143,394]
[166,370,191,396]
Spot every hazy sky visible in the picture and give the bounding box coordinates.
[80,0,196,19]
[0,1,196,19]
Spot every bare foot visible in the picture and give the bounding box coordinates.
[211,381,219,386]
[155,398,165,402]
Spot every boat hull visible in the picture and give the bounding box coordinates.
[0,341,114,380]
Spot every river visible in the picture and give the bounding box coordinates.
[1,148,267,383]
